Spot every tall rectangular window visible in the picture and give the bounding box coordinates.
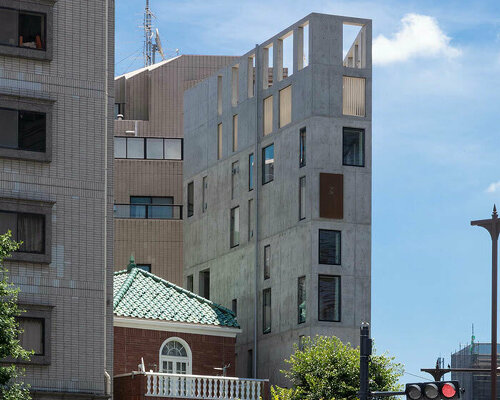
[299,176,306,220]
[232,66,239,106]
[279,86,292,128]
[343,76,365,117]
[263,96,273,136]
[264,245,271,280]
[263,44,273,89]
[187,182,194,217]
[318,275,341,322]
[263,288,271,334]
[343,127,365,167]
[248,199,254,239]
[320,173,343,219]
[232,299,237,316]
[297,22,309,70]
[299,127,306,167]
[0,108,46,153]
[217,75,222,115]
[202,176,207,212]
[217,123,223,160]
[0,211,45,254]
[230,206,240,248]
[262,144,274,184]
[18,317,44,355]
[248,153,254,191]
[298,276,306,324]
[247,349,253,378]
[231,161,239,200]
[247,55,255,98]
[232,115,238,152]
[319,229,341,265]
[187,275,193,292]
[199,270,210,299]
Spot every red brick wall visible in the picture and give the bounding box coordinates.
[114,374,147,400]
[114,326,236,377]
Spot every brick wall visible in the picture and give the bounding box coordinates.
[114,326,236,377]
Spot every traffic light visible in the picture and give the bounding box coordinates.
[405,381,460,400]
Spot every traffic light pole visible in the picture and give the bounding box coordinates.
[471,205,500,400]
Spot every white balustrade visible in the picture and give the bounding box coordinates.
[144,372,267,400]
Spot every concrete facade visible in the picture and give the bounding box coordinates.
[0,0,114,398]
[183,13,372,384]
[113,55,237,284]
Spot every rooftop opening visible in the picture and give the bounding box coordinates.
[297,22,309,70]
[280,31,293,80]
[343,22,366,68]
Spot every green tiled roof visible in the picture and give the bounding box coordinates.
[113,267,239,328]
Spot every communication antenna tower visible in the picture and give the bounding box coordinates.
[143,0,167,67]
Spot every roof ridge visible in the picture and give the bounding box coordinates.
[135,268,236,317]
[113,267,140,309]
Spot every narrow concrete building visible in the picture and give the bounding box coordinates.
[113,55,237,284]
[183,13,372,384]
[0,0,114,398]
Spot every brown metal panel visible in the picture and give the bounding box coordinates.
[319,173,343,219]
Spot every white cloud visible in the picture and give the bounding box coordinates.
[486,181,500,193]
[373,14,461,65]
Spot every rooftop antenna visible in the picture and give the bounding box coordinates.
[143,1,166,67]
[152,28,166,64]
[471,323,475,354]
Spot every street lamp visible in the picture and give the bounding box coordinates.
[471,205,500,400]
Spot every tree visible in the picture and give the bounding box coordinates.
[272,335,403,400]
[0,232,31,400]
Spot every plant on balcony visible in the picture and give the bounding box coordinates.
[272,335,403,400]
[0,232,31,400]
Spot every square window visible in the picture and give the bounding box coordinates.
[164,139,182,160]
[262,144,274,184]
[318,275,341,322]
[318,229,341,265]
[343,127,365,166]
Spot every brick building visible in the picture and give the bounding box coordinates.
[0,0,114,398]
[113,259,240,378]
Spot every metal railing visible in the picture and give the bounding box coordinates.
[113,204,183,220]
[145,372,268,400]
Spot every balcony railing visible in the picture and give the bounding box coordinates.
[114,204,183,220]
[145,372,268,400]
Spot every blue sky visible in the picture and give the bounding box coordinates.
[116,0,500,385]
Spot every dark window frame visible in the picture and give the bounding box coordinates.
[0,1,54,61]
[262,143,274,185]
[230,206,240,248]
[128,196,175,219]
[113,136,184,160]
[318,275,341,322]
[262,288,271,334]
[0,96,53,162]
[342,127,365,167]
[0,197,52,264]
[298,276,306,324]
[136,264,151,273]
[263,245,270,280]
[199,269,210,300]
[318,229,341,266]
[186,274,194,292]
[187,182,194,218]
[299,127,306,168]
[232,299,237,316]
[299,176,306,221]
[248,153,254,191]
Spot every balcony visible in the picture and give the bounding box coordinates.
[114,372,269,400]
[114,204,183,220]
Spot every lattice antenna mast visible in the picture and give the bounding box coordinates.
[143,0,154,66]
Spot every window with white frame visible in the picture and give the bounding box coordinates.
[159,338,192,374]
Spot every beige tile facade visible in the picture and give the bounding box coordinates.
[113,55,237,284]
[0,0,114,398]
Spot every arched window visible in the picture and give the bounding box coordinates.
[159,337,192,374]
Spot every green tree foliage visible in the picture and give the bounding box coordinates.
[0,232,31,400]
[273,335,403,400]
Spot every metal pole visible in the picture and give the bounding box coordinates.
[360,323,371,400]
[471,206,500,400]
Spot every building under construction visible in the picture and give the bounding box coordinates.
[451,343,500,400]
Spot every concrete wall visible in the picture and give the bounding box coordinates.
[113,55,237,283]
[0,0,114,397]
[183,13,372,385]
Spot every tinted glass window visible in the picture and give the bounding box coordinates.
[0,8,18,46]
[114,137,126,158]
[0,108,18,149]
[318,275,340,322]
[127,138,144,158]
[187,182,194,217]
[0,211,45,254]
[146,138,163,159]
[343,127,365,166]
[164,139,182,160]
[18,317,44,355]
[298,276,306,324]
[262,144,274,184]
[136,264,151,272]
[19,110,45,152]
[249,153,254,190]
[263,289,271,334]
[19,12,45,50]
[299,128,306,167]
[319,229,341,265]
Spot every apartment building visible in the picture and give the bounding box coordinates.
[113,55,237,284]
[183,13,372,384]
[0,0,114,398]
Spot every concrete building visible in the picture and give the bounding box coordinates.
[113,55,237,284]
[183,13,372,384]
[451,343,500,400]
[0,0,114,398]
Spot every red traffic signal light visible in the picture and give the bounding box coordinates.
[405,381,460,400]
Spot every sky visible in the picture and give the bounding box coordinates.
[116,0,500,387]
